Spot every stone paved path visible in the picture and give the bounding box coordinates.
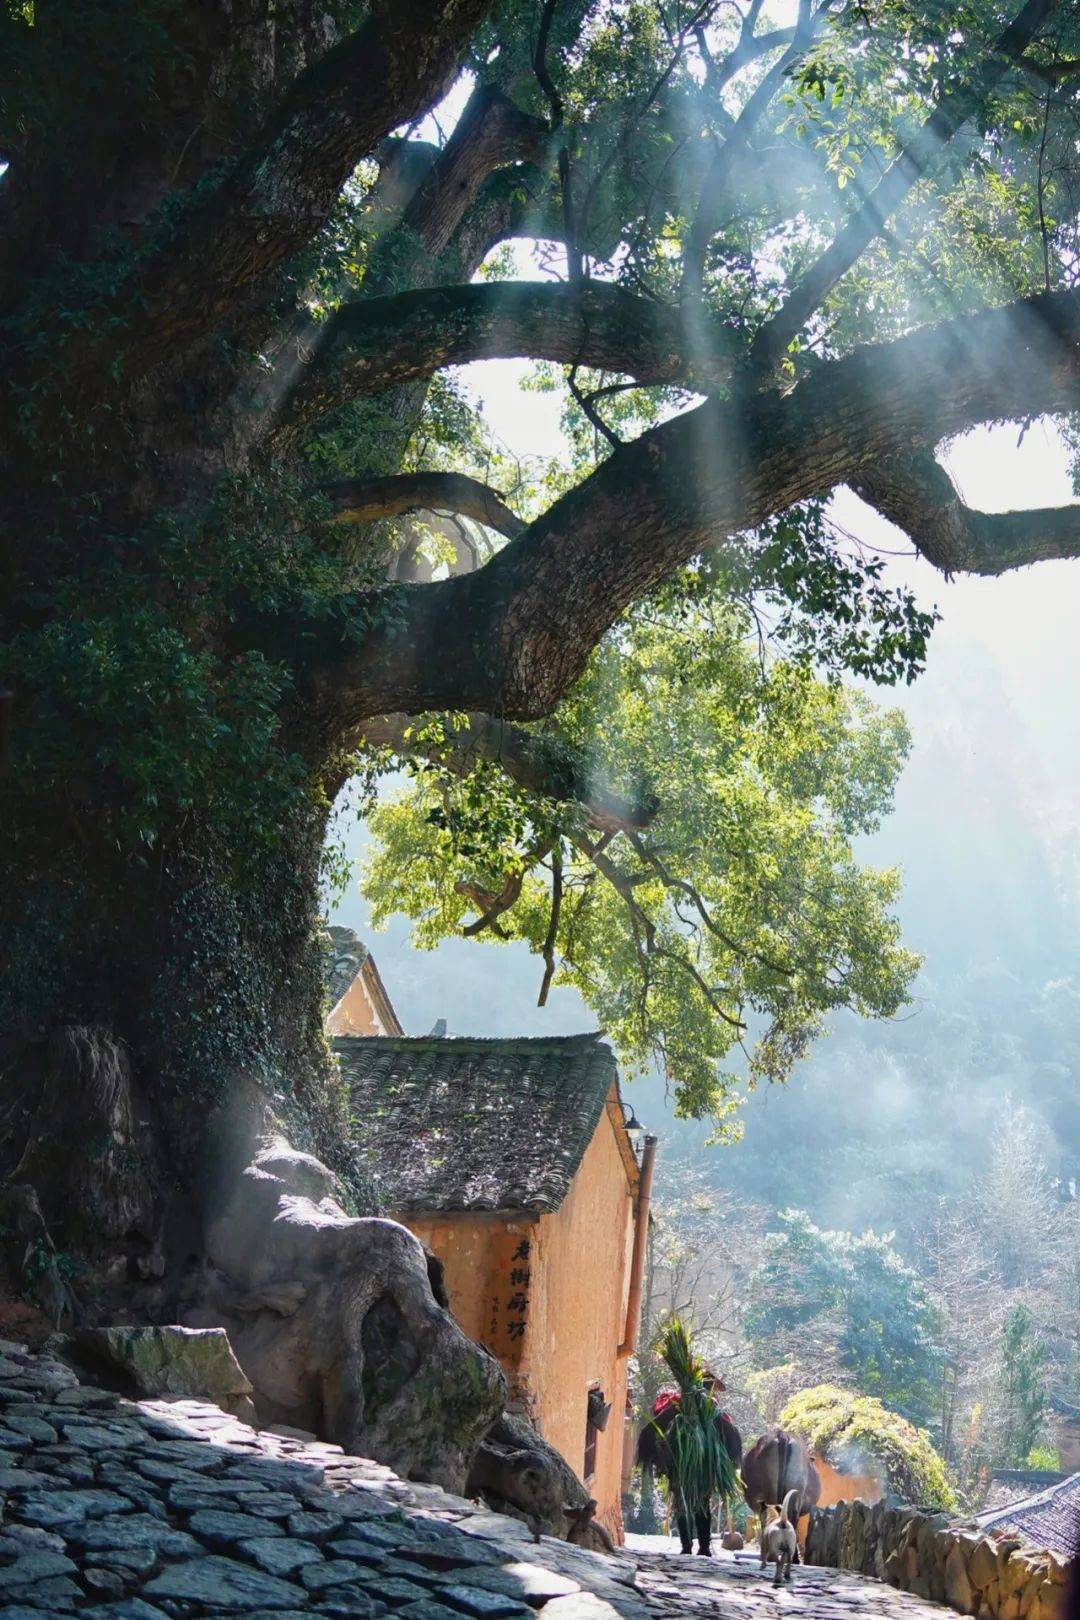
[0,1341,956,1620]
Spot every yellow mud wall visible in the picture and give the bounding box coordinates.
[327,973,381,1036]
[399,1098,639,1542]
[814,1456,884,1508]
[519,1106,637,1540]
[403,1211,536,1383]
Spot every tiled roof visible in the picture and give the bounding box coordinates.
[977,1471,1080,1556]
[324,926,370,1012]
[334,1032,620,1213]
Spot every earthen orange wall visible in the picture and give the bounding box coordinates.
[405,1209,536,1383]
[400,1094,638,1540]
[790,1459,882,1547]
[518,1098,637,1539]
[327,963,401,1036]
[815,1456,884,1507]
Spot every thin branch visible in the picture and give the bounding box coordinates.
[534,0,565,129]
[567,365,623,450]
[682,0,828,301]
[1037,76,1054,292]
[538,841,564,1005]
[747,0,1061,368]
[625,829,796,977]
[576,0,717,250]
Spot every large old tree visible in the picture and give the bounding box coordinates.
[2,0,1080,1472]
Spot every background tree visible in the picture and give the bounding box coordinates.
[918,1205,1005,1493]
[742,1210,942,1420]
[780,1384,956,1509]
[994,1304,1049,1467]
[4,0,1080,1463]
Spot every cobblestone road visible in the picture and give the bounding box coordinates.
[0,1341,955,1620]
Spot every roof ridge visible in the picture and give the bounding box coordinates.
[332,1031,607,1051]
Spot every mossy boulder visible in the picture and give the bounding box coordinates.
[77,1325,255,1419]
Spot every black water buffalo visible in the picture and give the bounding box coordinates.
[636,1384,743,1556]
[741,1429,821,1559]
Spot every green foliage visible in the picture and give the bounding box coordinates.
[744,1212,943,1420]
[23,1241,81,1287]
[780,1384,956,1510]
[0,471,384,867]
[361,581,917,1129]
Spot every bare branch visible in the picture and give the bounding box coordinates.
[327,472,525,539]
[538,842,564,1006]
[851,449,1080,577]
[567,367,623,450]
[534,0,566,129]
[682,1,828,301]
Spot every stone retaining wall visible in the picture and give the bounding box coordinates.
[803,1500,1068,1620]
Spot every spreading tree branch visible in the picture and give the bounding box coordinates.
[357,712,659,833]
[851,449,1080,576]
[327,472,525,539]
[297,286,1080,730]
[47,0,493,394]
[277,281,739,433]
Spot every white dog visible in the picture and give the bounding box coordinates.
[760,1488,799,1586]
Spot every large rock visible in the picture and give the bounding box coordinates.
[970,1538,1002,1593]
[77,1326,255,1421]
[468,1412,606,1547]
[195,1129,505,1492]
[946,1542,976,1615]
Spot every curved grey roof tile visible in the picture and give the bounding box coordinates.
[334,1032,619,1214]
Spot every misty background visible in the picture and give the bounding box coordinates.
[330,360,1080,1250]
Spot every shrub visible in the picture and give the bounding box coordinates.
[780,1384,956,1511]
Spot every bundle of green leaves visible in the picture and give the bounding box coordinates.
[658,1319,741,1519]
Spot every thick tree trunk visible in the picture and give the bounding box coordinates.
[0,782,505,1488]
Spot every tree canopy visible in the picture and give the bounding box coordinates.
[3,0,1080,1144]
[361,585,917,1123]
